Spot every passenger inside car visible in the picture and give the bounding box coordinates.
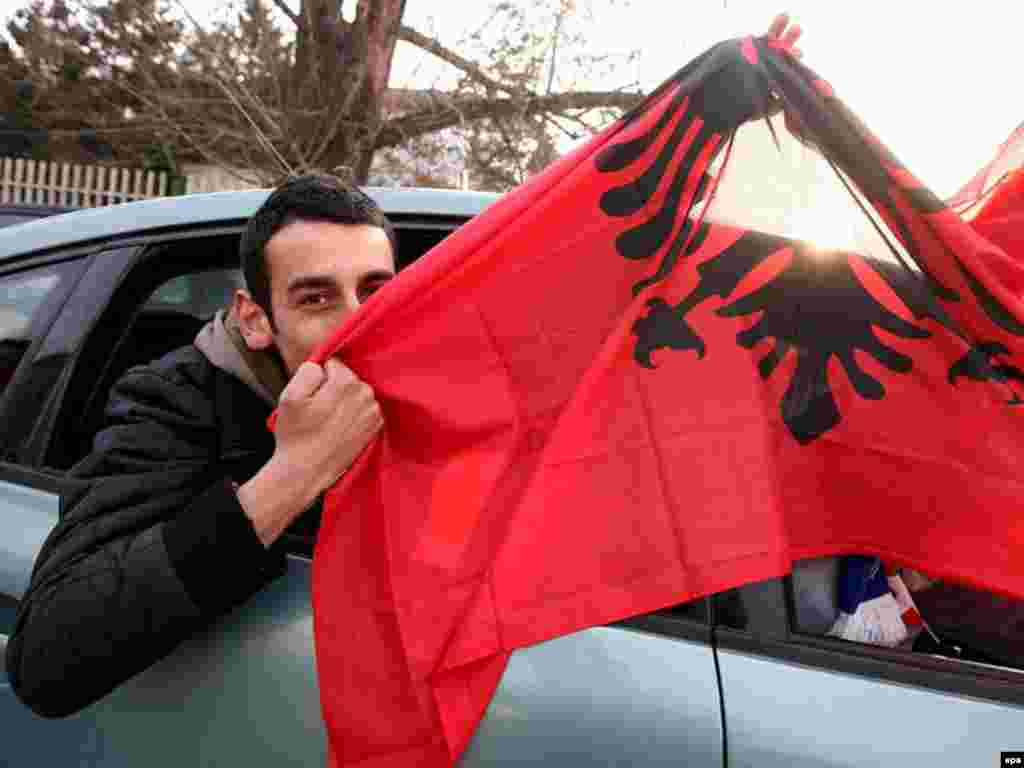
[791,555,1024,670]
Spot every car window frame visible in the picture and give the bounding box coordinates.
[40,232,243,471]
[0,251,95,463]
[711,573,1024,708]
[1,225,246,472]
[615,601,713,644]
[2,244,149,468]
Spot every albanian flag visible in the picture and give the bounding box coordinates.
[301,33,1024,767]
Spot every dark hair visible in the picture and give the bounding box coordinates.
[239,174,396,322]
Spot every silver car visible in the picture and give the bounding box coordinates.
[1,191,1022,766]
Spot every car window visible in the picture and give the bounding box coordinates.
[712,577,789,638]
[44,239,243,470]
[0,263,75,399]
[789,554,1024,672]
[97,268,245,399]
[146,269,244,319]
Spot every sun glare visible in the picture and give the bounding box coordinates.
[783,202,862,254]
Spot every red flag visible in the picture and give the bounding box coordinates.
[948,120,1024,213]
[950,122,1024,297]
[966,168,1024,296]
[301,35,1024,766]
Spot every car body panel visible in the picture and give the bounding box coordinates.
[0,478,58,604]
[5,541,722,767]
[463,626,723,766]
[0,206,76,231]
[1,556,325,768]
[718,647,1024,768]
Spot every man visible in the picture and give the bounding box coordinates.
[7,14,805,720]
[6,174,392,717]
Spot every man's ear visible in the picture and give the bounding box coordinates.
[234,289,275,351]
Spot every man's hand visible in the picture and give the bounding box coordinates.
[763,13,811,143]
[238,359,383,547]
[274,359,383,492]
[766,13,803,58]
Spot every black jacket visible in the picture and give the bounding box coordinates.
[6,345,288,718]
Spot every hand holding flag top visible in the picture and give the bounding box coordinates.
[766,12,803,57]
[271,18,1024,768]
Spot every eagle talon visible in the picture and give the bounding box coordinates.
[632,298,707,367]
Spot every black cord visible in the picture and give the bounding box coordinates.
[709,600,730,768]
[823,155,976,349]
[825,156,926,284]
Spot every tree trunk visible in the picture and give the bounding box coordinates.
[352,146,375,183]
[315,0,406,181]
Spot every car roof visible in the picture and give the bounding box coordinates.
[0,204,78,217]
[0,186,499,263]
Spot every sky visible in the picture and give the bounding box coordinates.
[393,0,1023,199]
[1,0,1020,198]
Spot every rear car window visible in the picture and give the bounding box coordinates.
[0,263,74,398]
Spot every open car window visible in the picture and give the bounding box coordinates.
[789,555,1024,672]
[48,214,473,550]
[708,556,1024,712]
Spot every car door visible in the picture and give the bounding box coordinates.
[462,604,724,766]
[0,248,121,767]
[713,571,1024,768]
[0,231,334,768]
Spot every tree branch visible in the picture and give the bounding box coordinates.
[544,114,582,142]
[397,24,524,97]
[116,80,266,186]
[466,136,519,190]
[375,89,643,149]
[270,0,303,29]
[545,5,566,95]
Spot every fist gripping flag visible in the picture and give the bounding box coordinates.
[302,34,1024,766]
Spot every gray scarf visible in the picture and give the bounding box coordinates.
[193,308,288,405]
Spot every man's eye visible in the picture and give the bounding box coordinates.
[298,293,329,307]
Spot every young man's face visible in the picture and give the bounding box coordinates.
[236,218,395,376]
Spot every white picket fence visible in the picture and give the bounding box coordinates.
[0,157,172,208]
[1,156,463,208]
[181,164,262,195]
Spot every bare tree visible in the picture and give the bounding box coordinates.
[377,0,642,191]
[2,0,644,186]
[0,0,183,161]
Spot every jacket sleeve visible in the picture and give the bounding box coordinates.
[4,362,285,718]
